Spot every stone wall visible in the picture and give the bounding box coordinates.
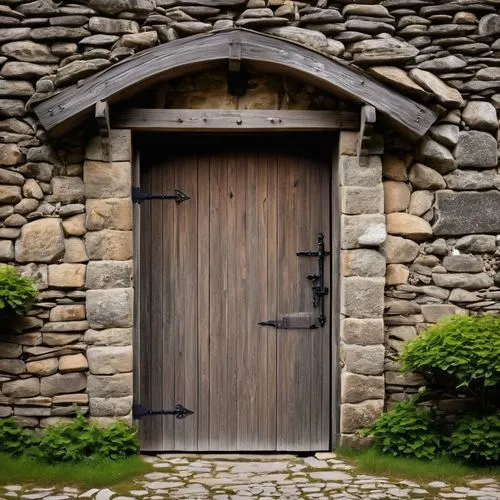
[0,0,500,441]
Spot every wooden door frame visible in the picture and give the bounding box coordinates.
[131,120,342,450]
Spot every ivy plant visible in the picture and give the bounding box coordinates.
[0,265,38,319]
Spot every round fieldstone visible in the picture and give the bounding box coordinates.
[462,101,498,132]
[409,163,446,189]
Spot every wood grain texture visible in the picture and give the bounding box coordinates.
[34,29,436,139]
[138,134,332,451]
[112,109,359,132]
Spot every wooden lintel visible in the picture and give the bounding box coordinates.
[357,104,376,159]
[95,100,111,161]
[33,29,437,139]
[111,109,359,132]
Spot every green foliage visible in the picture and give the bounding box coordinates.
[0,265,38,317]
[97,421,140,460]
[400,315,500,390]
[0,415,139,464]
[363,400,442,460]
[0,418,37,457]
[448,414,500,465]
[32,414,101,463]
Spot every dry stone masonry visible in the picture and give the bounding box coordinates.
[0,0,499,446]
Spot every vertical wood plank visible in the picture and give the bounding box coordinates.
[197,154,210,451]
[208,151,229,450]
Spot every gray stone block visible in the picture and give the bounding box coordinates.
[86,288,133,329]
[343,344,385,375]
[341,318,384,345]
[434,190,500,235]
[85,260,132,289]
[341,372,385,403]
[342,249,385,277]
[87,373,133,398]
[340,155,382,187]
[340,400,384,433]
[341,277,385,318]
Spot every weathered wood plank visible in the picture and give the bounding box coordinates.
[34,29,436,139]
[112,109,359,132]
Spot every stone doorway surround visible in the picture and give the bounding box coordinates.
[82,123,387,447]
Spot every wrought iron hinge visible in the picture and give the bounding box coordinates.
[132,186,190,204]
[259,313,317,330]
[133,403,194,419]
[297,233,330,327]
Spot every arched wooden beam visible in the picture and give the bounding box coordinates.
[33,29,437,140]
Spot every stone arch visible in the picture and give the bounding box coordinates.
[33,28,437,139]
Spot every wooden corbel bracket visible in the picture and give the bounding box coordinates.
[227,31,247,96]
[357,104,377,159]
[95,100,111,162]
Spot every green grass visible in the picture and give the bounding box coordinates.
[0,453,152,488]
[337,447,500,484]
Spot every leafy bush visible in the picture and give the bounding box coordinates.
[0,418,37,456]
[0,265,38,318]
[400,315,500,391]
[33,415,101,463]
[448,413,500,465]
[1,415,139,464]
[363,399,442,460]
[97,421,140,460]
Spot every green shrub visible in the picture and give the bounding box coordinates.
[0,418,37,456]
[448,413,500,465]
[0,265,38,318]
[1,415,139,464]
[363,399,442,460]
[97,421,140,460]
[400,315,500,391]
[33,414,101,463]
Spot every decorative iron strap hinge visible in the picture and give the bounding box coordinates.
[132,403,194,420]
[132,186,190,204]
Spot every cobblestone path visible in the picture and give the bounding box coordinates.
[1,453,499,500]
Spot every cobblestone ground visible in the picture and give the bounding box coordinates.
[1,454,499,500]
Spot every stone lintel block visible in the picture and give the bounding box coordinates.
[85,260,132,289]
[86,288,133,329]
[89,395,133,417]
[40,373,86,396]
[385,371,424,386]
[87,346,133,374]
[86,198,132,231]
[341,185,384,215]
[341,277,385,318]
[340,400,384,433]
[341,214,386,249]
[341,372,384,403]
[342,249,385,278]
[340,155,382,187]
[48,263,86,288]
[343,344,385,375]
[83,160,131,199]
[84,328,132,346]
[85,230,133,260]
[85,129,131,162]
[14,407,51,417]
[87,373,133,398]
[341,318,385,345]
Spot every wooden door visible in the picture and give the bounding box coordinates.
[137,134,332,451]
